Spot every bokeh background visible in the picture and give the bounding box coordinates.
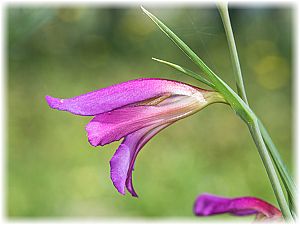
[7,4,293,220]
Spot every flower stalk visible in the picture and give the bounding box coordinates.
[217,3,248,105]
[141,6,295,221]
[217,3,295,219]
[249,119,293,220]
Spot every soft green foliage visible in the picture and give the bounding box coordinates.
[7,6,293,219]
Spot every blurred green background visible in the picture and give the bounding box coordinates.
[7,5,293,220]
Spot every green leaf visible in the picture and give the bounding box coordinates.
[152,57,215,88]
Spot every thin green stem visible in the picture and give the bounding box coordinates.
[249,119,293,220]
[141,7,294,220]
[217,3,248,105]
[259,120,296,213]
[217,3,295,215]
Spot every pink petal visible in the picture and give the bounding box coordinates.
[45,78,205,116]
[194,193,282,220]
[85,95,205,146]
[110,123,172,197]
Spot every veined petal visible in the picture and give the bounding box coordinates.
[85,95,207,146]
[194,193,282,221]
[110,123,172,196]
[45,78,206,116]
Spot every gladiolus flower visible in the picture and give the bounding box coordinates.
[194,193,282,221]
[46,78,225,197]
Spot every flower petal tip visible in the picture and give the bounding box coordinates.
[85,122,102,147]
[109,144,131,196]
[109,162,126,195]
[45,95,64,110]
[193,194,219,216]
[115,186,126,196]
[110,172,126,196]
[126,179,139,198]
[130,191,138,198]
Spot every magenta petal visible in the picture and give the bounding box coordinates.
[85,106,158,146]
[45,78,203,116]
[194,193,282,219]
[109,144,131,195]
[85,95,203,146]
[110,123,171,197]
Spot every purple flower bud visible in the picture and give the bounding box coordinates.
[194,193,282,221]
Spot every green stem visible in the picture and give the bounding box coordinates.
[218,3,248,105]
[141,7,294,220]
[259,120,296,213]
[217,3,295,216]
[248,119,293,220]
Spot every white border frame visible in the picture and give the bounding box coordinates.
[0,1,298,224]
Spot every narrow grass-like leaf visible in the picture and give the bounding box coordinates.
[152,57,215,88]
[141,7,217,84]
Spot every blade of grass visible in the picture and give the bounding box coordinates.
[152,57,215,88]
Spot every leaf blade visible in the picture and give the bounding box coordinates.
[152,57,215,88]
